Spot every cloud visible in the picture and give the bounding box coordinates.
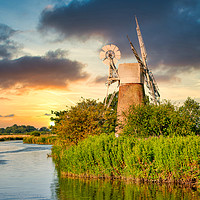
[38,0,200,79]
[0,23,16,41]
[0,114,15,118]
[45,49,68,59]
[44,113,52,116]
[155,74,181,84]
[0,24,21,59]
[0,97,11,101]
[0,49,89,90]
[94,75,107,83]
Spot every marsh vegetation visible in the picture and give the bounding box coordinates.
[50,96,200,187]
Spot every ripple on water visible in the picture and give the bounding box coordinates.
[0,160,7,165]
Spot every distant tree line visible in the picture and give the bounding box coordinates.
[0,124,50,134]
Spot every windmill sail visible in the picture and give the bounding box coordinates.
[127,35,143,66]
[135,16,147,66]
[127,17,160,105]
[135,17,160,104]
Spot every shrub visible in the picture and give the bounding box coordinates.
[51,98,117,145]
[30,131,41,136]
[179,97,200,134]
[122,99,199,137]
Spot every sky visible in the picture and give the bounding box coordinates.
[0,0,199,128]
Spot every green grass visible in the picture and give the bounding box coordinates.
[52,134,200,184]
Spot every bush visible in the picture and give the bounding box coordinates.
[122,98,199,137]
[179,97,200,134]
[30,131,41,137]
[51,98,117,145]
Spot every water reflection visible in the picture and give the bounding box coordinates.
[54,176,200,200]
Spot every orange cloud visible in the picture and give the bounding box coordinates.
[0,49,90,91]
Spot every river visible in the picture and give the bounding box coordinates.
[0,140,199,200]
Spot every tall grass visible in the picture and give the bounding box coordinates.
[23,135,56,144]
[52,134,200,184]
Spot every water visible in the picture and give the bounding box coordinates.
[55,178,200,200]
[0,140,56,200]
[0,141,199,200]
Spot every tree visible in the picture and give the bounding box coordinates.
[179,97,200,134]
[26,125,37,132]
[0,128,5,134]
[1,124,37,134]
[51,98,117,145]
[39,127,50,132]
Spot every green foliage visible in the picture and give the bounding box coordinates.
[52,134,200,184]
[51,98,117,145]
[5,124,37,134]
[39,127,50,132]
[122,98,199,137]
[179,97,200,134]
[30,131,41,136]
[51,96,200,184]
[0,124,50,134]
[0,128,5,134]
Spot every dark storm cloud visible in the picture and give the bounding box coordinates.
[39,0,200,75]
[0,24,20,59]
[0,50,89,89]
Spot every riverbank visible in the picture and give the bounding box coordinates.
[52,134,200,187]
[0,134,56,144]
[0,134,29,141]
[23,135,57,144]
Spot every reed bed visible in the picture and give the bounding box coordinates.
[0,135,29,141]
[52,134,200,185]
[23,135,57,144]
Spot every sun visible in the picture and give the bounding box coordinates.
[49,121,55,126]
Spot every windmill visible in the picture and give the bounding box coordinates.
[99,44,121,109]
[127,16,160,105]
